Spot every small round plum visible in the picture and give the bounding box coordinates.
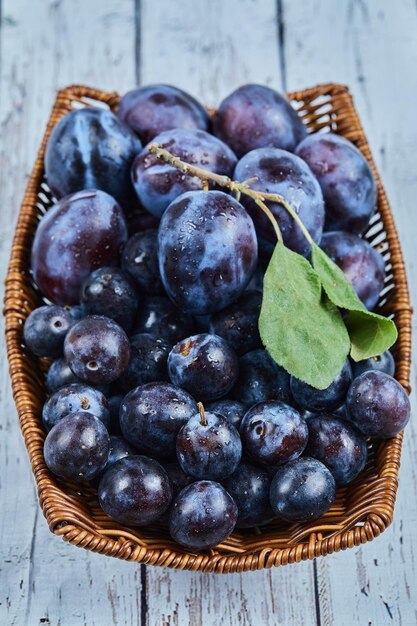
[42,383,110,431]
[133,295,194,346]
[168,334,239,401]
[158,190,258,315]
[295,133,377,234]
[305,414,368,485]
[163,461,195,496]
[117,84,209,145]
[234,148,324,256]
[132,128,237,218]
[290,359,352,412]
[209,290,262,356]
[64,316,130,385]
[24,305,73,357]
[106,436,136,469]
[233,349,292,407]
[320,231,385,311]
[107,395,124,434]
[240,401,308,466]
[352,350,395,379]
[118,333,170,393]
[346,371,410,438]
[44,412,110,482]
[222,464,274,528]
[169,481,238,550]
[119,382,198,459]
[270,457,336,522]
[121,230,164,295]
[46,358,81,393]
[176,405,242,480]
[206,399,247,430]
[213,84,306,157]
[98,456,172,526]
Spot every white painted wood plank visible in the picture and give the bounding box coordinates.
[283,0,417,624]
[0,2,143,625]
[139,2,318,625]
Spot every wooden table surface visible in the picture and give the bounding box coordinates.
[1,1,416,624]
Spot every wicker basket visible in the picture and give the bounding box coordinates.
[3,83,412,574]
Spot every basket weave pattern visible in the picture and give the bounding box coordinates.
[3,84,412,573]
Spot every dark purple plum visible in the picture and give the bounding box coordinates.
[68,306,84,323]
[80,267,139,333]
[295,133,377,234]
[158,190,258,315]
[107,395,124,434]
[352,350,395,379]
[44,412,110,482]
[168,334,239,401]
[119,382,198,459]
[209,290,262,356]
[132,128,237,218]
[305,414,368,485]
[164,461,195,496]
[234,148,324,256]
[320,231,385,311]
[44,107,142,208]
[222,463,274,528]
[31,190,128,304]
[346,371,410,438]
[240,401,308,466]
[23,305,73,357]
[118,333,170,393]
[213,84,306,158]
[290,359,352,412]
[169,480,237,550]
[127,212,160,236]
[46,358,81,393]
[121,230,164,295]
[64,316,130,385]
[233,349,292,407]
[106,436,136,469]
[98,455,172,525]
[133,295,194,346]
[42,383,110,431]
[270,457,336,522]
[117,84,209,145]
[206,399,246,429]
[176,406,242,480]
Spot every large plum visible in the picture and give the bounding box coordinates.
[44,107,141,208]
[31,190,128,304]
[158,190,258,315]
[234,148,324,256]
[131,128,237,218]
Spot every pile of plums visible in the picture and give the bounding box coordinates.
[23,83,410,551]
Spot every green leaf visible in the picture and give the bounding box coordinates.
[311,243,397,360]
[259,242,350,390]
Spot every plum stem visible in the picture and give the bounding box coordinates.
[198,402,208,426]
[147,143,315,246]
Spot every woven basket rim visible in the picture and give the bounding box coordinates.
[3,82,412,573]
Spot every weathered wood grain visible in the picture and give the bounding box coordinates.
[283,1,417,624]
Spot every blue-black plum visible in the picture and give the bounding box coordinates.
[233,349,292,407]
[222,464,274,528]
[346,371,410,439]
[133,295,194,346]
[213,84,306,158]
[132,128,237,218]
[44,107,141,208]
[24,305,73,357]
[240,401,308,466]
[107,395,124,434]
[352,350,395,379]
[290,359,352,412]
[105,436,136,469]
[98,456,172,526]
[209,290,262,356]
[158,190,258,315]
[117,84,209,145]
[164,461,195,496]
[64,316,130,385]
[44,412,110,482]
[42,382,110,431]
[168,334,239,401]
[118,333,170,393]
[121,230,164,295]
[295,133,377,234]
[46,358,81,393]
[320,231,385,311]
[176,407,242,480]
[169,480,237,549]
[80,267,139,332]
[234,148,324,256]
[31,190,128,304]
[206,399,247,430]
[120,382,198,459]
[305,414,368,485]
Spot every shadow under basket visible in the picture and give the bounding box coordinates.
[3,83,413,573]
